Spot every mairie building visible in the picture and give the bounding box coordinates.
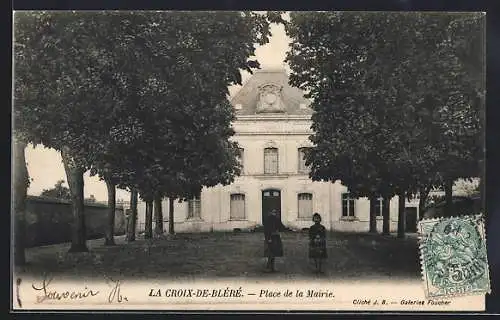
[137,69,419,233]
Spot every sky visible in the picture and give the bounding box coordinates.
[23,20,292,202]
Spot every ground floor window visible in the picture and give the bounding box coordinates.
[230,193,246,220]
[342,193,356,217]
[298,193,313,219]
[188,195,201,219]
[375,197,384,217]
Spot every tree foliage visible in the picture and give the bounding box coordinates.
[14,11,276,242]
[40,180,72,200]
[284,12,484,233]
[14,12,119,251]
[57,11,274,204]
[84,194,97,203]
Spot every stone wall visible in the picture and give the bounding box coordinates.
[23,196,126,248]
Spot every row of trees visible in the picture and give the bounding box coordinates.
[283,12,484,237]
[13,11,484,266]
[39,179,96,203]
[13,11,277,264]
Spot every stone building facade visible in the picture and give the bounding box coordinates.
[137,69,419,233]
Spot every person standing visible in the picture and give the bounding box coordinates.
[263,209,287,272]
[309,213,327,273]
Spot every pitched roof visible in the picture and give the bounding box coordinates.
[230,68,312,116]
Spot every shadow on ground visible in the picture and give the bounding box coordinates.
[15,232,421,281]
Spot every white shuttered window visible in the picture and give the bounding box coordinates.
[264,147,278,174]
[298,147,310,173]
[298,193,313,219]
[230,194,245,220]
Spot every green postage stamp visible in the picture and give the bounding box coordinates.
[418,214,491,298]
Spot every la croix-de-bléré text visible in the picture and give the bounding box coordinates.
[148,288,452,306]
[148,288,335,298]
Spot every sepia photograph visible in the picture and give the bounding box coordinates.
[11,10,489,311]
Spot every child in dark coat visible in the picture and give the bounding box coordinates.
[263,209,287,272]
[309,213,327,273]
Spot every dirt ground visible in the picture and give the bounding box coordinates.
[15,231,421,281]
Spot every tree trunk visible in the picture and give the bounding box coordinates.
[144,200,153,239]
[444,178,454,217]
[127,188,138,242]
[478,160,485,216]
[154,194,164,236]
[382,195,391,235]
[61,148,88,253]
[397,190,406,239]
[369,195,377,233]
[418,186,431,221]
[169,197,175,235]
[13,136,28,266]
[104,179,116,246]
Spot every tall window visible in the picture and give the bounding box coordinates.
[188,194,201,219]
[374,197,384,217]
[298,193,313,219]
[264,147,278,174]
[237,148,244,173]
[342,193,356,217]
[298,147,310,173]
[230,193,246,220]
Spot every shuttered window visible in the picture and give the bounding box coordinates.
[230,193,246,220]
[298,193,313,219]
[237,148,244,173]
[264,147,278,174]
[298,147,310,173]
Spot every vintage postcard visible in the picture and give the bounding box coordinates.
[11,11,488,312]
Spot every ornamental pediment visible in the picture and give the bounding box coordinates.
[256,83,285,113]
[230,69,313,116]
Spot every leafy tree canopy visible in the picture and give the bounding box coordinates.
[284,12,484,198]
[14,11,277,202]
[40,180,72,200]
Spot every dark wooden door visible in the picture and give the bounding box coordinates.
[262,189,281,223]
[405,207,418,232]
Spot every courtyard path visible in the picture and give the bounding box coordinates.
[15,231,421,281]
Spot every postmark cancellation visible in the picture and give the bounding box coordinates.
[418,214,491,299]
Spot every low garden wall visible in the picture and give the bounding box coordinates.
[23,196,126,248]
